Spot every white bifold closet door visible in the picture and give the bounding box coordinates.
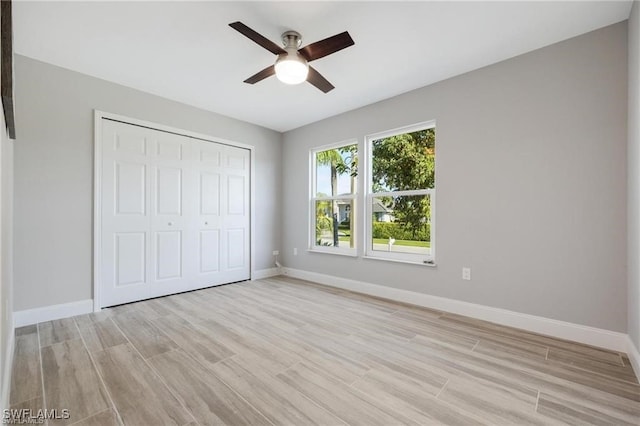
[100,119,250,307]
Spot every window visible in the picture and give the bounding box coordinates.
[309,122,435,264]
[366,122,435,264]
[310,141,358,255]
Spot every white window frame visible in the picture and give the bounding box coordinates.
[309,140,358,256]
[364,121,436,265]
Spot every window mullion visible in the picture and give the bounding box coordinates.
[313,194,357,202]
[373,189,433,198]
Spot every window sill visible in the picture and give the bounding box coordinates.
[307,248,358,258]
[362,255,437,267]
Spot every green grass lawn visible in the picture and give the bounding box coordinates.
[338,236,430,248]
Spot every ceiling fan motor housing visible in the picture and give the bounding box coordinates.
[282,31,303,49]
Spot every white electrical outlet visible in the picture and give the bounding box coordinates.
[272,250,279,256]
[462,267,471,280]
[293,247,298,256]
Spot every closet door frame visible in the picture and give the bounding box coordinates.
[93,110,255,312]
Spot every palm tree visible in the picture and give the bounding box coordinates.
[316,146,358,248]
[316,149,342,246]
[335,146,358,249]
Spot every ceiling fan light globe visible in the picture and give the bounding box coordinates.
[275,54,309,85]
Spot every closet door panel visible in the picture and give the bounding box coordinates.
[100,119,250,307]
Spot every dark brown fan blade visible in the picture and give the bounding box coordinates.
[307,66,334,93]
[229,22,285,55]
[243,65,276,84]
[299,31,354,62]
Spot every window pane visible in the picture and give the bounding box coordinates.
[370,194,431,255]
[371,128,435,193]
[315,144,358,197]
[315,199,355,248]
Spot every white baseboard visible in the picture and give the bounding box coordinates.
[252,267,281,280]
[1,320,14,410]
[281,267,629,353]
[14,299,93,327]
[626,337,640,382]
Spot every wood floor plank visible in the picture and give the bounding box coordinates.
[403,333,640,420]
[356,322,631,422]
[221,291,307,330]
[413,332,640,402]
[440,312,626,365]
[149,315,235,369]
[291,327,373,376]
[93,343,192,425]
[10,395,43,410]
[208,296,303,332]
[149,349,271,426]
[71,408,120,426]
[353,362,446,399]
[232,319,369,384]
[77,319,128,353]
[194,319,300,375]
[191,306,268,336]
[39,318,80,347]
[351,368,486,425]
[487,344,640,402]
[536,392,639,426]
[10,328,42,405]
[73,311,114,329]
[9,396,44,424]
[547,347,638,383]
[108,299,170,321]
[210,357,346,425]
[277,361,419,426]
[16,324,37,336]
[139,298,174,318]
[155,293,216,324]
[360,350,456,392]
[397,310,552,359]
[41,339,110,425]
[409,325,480,350]
[474,338,549,362]
[437,376,544,425]
[111,315,177,359]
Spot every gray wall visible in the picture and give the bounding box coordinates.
[13,55,282,311]
[282,22,628,332]
[0,64,15,410]
[0,0,15,405]
[629,1,640,351]
[0,123,14,410]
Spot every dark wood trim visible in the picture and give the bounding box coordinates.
[1,0,15,139]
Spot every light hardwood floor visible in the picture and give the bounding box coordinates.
[8,276,640,425]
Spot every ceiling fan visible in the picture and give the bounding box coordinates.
[229,21,354,93]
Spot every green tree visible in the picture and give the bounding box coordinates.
[372,128,435,238]
[316,145,358,247]
[315,199,333,240]
[336,145,358,248]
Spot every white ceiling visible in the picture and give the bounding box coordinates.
[13,1,632,132]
